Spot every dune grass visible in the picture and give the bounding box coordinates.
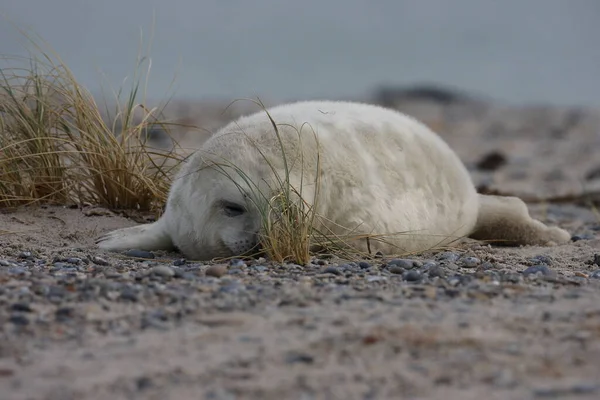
[0,32,185,215]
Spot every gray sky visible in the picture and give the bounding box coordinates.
[1,0,600,106]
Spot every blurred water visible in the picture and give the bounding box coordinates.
[1,0,599,106]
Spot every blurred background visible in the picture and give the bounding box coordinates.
[2,0,600,203]
[1,0,600,106]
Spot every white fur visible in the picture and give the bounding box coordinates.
[96,100,569,260]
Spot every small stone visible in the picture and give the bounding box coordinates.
[173,258,186,266]
[358,261,372,269]
[285,352,314,364]
[593,254,600,266]
[10,303,32,312]
[66,257,82,264]
[388,259,414,269]
[531,255,553,265]
[323,266,342,275]
[206,265,227,278]
[55,307,75,321]
[90,256,109,266]
[389,266,404,275]
[461,256,480,268]
[136,376,154,391]
[229,259,246,268]
[18,251,32,259]
[151,265,175,278]
[438,252,459,263]
[403,270,422,282]
[0,260,10,267]
[427,265,446,278]
[124,249,155,259]
[250,265,268,273]
[9,314,29,326]
[571,233,594,242]
[120,287,139,302]
[523,265,555,277]
[590,270,600,279]
[228,268,244,275]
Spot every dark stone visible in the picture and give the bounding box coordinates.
[358,261,372,269]
[389,266,404,275]
[523,265,555,277]
[9,314,29,326]
[285,352,314,364]
[590,270,600,279]
[55,307,75,321]
[476,151,507,171]
[173,258,186,266]
[572,234,594,242]
[403,270,422,282]
[120,288,139,302]
[323,266,342,275]
[427,265,446,278]
[10,303,32,312]
[531,255,553,265]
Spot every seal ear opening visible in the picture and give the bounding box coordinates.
[469,194,570,246]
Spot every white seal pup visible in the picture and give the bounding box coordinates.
[96,100,570,260]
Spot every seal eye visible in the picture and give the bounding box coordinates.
[222,202,246,217]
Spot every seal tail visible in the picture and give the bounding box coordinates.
[469,194,570,246]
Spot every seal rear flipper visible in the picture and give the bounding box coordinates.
[95,221,175,252]
[469,194,570,246]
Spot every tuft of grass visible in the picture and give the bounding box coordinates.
[0,30,186,214]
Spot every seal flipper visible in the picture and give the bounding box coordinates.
[469,194,570,246]
[96,220,175,252]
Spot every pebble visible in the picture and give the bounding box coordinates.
[285,352,314,364]
[403,270,422,282]
[531,255,553,265]
[18,251,33,259]
[173,258,186,266]
[323,266,342,275]
[438,252,459,263]
[229,259,246,268]
[427,265,446,278]
[461,256,480,268]
[593,254,600,266]
[389,266,404,275]
[124,249,155,259]
[90,256,109,266]
[590,270,600,279]
[228,268,244,275]
[250,265,268,273]
[0,260,10,267]
[388,259,414,269]
[120,287,139,302]
[358,261,372,269]
[9,314,29,326]
[523,265,555,278]
[151,265,175,278]
[206,265,228,278]
[571,233,594,242]
[10,303,32,312]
